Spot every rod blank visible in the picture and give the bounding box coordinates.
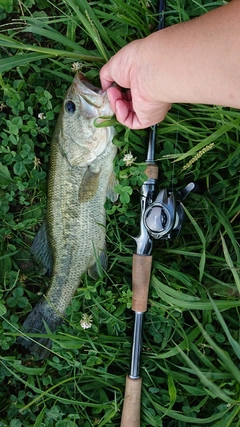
[129,312,143,379]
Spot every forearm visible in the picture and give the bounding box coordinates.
[100,1,240,129]
[140,0,240,107]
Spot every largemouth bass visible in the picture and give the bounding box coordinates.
[18,73,117,358]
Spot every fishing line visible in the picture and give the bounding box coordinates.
[171,105,180,191]
[158,0,165,30]
[156,0,177,192]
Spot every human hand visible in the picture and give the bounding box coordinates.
[102,1,240,129]
[100,39,172,130]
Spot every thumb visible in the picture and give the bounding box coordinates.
[100,63,115,92]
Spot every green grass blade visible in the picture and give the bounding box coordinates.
[167,372,177,408]
[211,405,240,427]
[148,326,200,359]
[145,387,232,423]
[182,204,206,282]
[1,1,239,425]
[208,198,240,264]
[152,274,201,302]
[175,345,237,404]
[32,406,46,427]
[191,312,240,383]
[0,52,52,73]
[151,275,240,310]
[63,0,111,61]
[220,232,240,293]
[21,24,91,53]
[174,117,240,161]
[0,34,102,61]
[209,295,240,360]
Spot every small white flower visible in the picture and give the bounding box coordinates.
[38,112,46,120]
[71,62,83,73]
[123,152,137,166]
[80,313,93,330]
[33,156,41,169]
[0,103,7,111]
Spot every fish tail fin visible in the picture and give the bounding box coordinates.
[17,299,63,359]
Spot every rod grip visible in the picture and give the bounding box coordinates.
[145,164,158,180]
[132,254,152,312]
[120,376,142,427]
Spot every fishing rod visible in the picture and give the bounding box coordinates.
[120,4,165,426]
[120,1,202,425]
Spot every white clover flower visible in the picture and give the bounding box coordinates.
[0,103,7,112]
[71,62,83,73]
[33,156,41,169]
[38,112,46,120]
[80,313,93,329]
[123,152,137,166]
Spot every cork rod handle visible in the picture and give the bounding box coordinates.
[120,376,142,427]
[132,254,152,312]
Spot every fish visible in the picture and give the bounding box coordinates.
[17,73,117,358]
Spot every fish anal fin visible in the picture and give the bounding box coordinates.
[31,220,53,276]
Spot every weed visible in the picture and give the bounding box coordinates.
[0,0,240,426]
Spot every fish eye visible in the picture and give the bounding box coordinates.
[65,100,76,114]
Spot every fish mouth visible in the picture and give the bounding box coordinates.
[74,73,104,108]
[78,73,102,94]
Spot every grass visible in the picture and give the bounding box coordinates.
[0,0,240,426]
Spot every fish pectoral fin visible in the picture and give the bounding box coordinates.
[79,166,100,203]
[88,245,108,279]
[106,171,118,202]
[30,220,53,276]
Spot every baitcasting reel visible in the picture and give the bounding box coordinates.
[134,179,203,255]
[144,182,200,241]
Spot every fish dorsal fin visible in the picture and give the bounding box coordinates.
[88,242,108,279]
[79,166,100,203]
[106,171,118,202]
[30,220,53,276]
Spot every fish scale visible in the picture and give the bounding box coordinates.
[46,139,116,313]
[17,74,117,358]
